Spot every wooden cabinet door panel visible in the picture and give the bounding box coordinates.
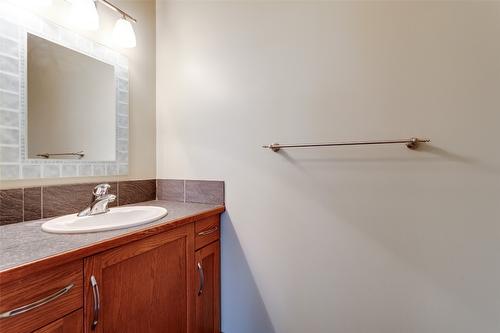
[195,241,220,333]
[33,309,83,333]
[84,224,195,333]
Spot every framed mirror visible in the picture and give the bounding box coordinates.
[0,9,129,180]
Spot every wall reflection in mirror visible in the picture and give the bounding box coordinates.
[27,34,116,161]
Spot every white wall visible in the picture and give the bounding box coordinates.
[156,1,500,332]
[1,0,156,189]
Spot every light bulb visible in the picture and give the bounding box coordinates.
[112,17,136,48]
[69,0,99,31]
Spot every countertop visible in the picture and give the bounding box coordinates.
[0,200,224,273]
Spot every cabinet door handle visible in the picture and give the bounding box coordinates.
[197,262,205,296]
[0,284,73,319]
[90,275,100,330]
[197,226,218,236]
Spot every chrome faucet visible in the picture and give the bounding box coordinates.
[78,184,116,217]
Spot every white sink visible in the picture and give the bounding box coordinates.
[42,206,168,234]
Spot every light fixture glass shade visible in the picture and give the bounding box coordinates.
[69,0,99,31]
[112,18,136,48]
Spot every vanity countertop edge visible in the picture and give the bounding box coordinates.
[0,200,225,283]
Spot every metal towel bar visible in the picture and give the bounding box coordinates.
[263,138,430,152]
[36,151,85,159]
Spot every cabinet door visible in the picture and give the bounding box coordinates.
[84,225,195,333]
[33,309,83,333]
[195,241,220,333]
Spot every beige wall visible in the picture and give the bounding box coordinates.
[0,0,156,189]
[156,1,500,332]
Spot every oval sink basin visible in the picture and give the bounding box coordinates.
[42,206,168,234]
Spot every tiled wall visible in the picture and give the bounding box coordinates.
[0,179,224,225]
[0,179,155,225]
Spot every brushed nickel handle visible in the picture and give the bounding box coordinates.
[90,275,100,330]
[198,226,218,236]
[0,284,73,319]
[197,262,205,296]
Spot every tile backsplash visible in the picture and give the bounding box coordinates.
[0,179,224,225]
[157,179,224,205]
[157,179,184,202]
[185,180,225,205]
[0,188,23,224]
[23,187,41,221]
[0,180,150,225]
[42,182,119,219]
[118,179,156,206]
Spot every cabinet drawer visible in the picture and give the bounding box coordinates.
[195,215,220,250]
[33,309,83,333]
[0,260,83,333]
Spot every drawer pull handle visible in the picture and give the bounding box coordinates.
[90,275,100,330]
[197,262,205,296]
[0,284,73,319]
[198,226,218,236]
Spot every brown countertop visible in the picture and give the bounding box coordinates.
[0,200,224,281]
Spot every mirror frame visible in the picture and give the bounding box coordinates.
[0,7,129,180]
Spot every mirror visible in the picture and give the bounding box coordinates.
[0,8,129,180]
[27,34,116,161]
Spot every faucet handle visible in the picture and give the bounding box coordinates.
[93,184,111,198]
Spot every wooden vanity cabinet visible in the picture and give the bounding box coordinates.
[82,216,221,333]
[0,260,83,333]
[0,214,221,333]
[195,241,220,333]
[194,215,221,333]
[33,310,83,333]
[195,215,220,250]
[83,224,195,333]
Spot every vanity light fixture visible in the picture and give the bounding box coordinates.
[112,16,137,48]
[98,0,137,48]
[65,0,137,48]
